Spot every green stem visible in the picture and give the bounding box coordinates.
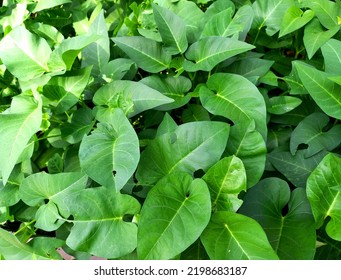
[14,220,36,236]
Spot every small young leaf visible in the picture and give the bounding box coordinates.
[201,212,279,260]
[307,153,341,241]
[267,96,302,115]
[137,172,211,260]
[203,156,246,212]
[279,7,314,38]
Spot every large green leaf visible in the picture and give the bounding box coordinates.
[279,6,314,38]
[303,18,339,59]
[137,172,211,259]
[200,8,234,38]
[64,187,140,258]
[140,75,192,110]
[200,73,267,139]
[81,10,110,77]
[253,0,295,36]
[0,93,42,185]
[112,36,172,73]
[294,61,341,119]
[225,121,267,188]
[307,153,341,241]
[19,172,88,231]
[152,3,188,54]
[239,178,316,259]
[201,211,279,260]
[79,109,140,191]
[136,119,229,186]
[268,149,327,188]
[0,25,51,81]
[0,229,63,260]
[42,66,92,113]
[93,80,173,119]
[32,0,72,12]
[202,156,246,212]
[290,113,341,157]
[183,37,254,72]
[321,39,341,75]
[47,34,100,73]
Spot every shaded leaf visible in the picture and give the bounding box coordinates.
[239,178,316,259]
[267,96,302,115]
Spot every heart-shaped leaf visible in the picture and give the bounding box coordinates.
[136,119,229,186]
[201,211,279,260]
[307,153,341,241]
[239,178,316,259]
[200,73,267,140]
[279,7,314,37]
[64,187,141,258]
[79,109,140,191]
[137,172,211,259]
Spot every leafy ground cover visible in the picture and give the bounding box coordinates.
[0,0,340,260]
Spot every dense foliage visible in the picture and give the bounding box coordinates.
[0,0,340,260]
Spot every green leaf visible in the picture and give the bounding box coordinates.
[225,121,266,188]
[321,39,341,75]
[64,187,140,258]
[152,3,188,54]
[201,211,279,260]
[0,25,51,81]
[279,7,314,38]
[42,66,92,113]
[19,172,88,231]
[137,172,211,260]
[140,75,192,110]
[93,80,173,119]
[101,58,136,82]
[48,34,100,73]
[0,93,42,185]
[294,61,341,119]
[61,108,95,144]
[290,113,341,157]
[136,120,229,186]
[267,96,302,115]
[112,36,172,73]
[239,178,316,259]
[201,8,234,38]
[307,153,341,241]
[253,0,295,36]
[81,10,110,77]
[0,228,63,260]
[300,0,341,29]
[32,0,72,12]
[183,37,254,72]
[268,149,328,188]
[200,73,267,139]
[203,156,246,212]
[303,18,339,59]
[79,109,140,191]
[182,104,211,123]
